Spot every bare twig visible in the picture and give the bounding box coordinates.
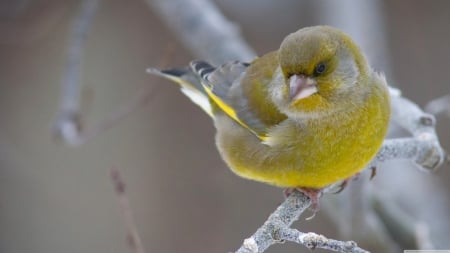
[111,168,147,253]
[372,94,445,171]
[277,228,369,253]
[53,0,100,145]
[235,190,370,253]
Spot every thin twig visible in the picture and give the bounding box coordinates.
[277,228,369,253]
[53,0,100,145]
[111,168,147,253]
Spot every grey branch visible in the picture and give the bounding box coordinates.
[111,168,147,253]
[236,191,369,253]
[235,191,311,253]
[278,228,369,253]
[373,93,445,171]
[53,0,160,146]
[144,0,256,65]
[53,0,100,146]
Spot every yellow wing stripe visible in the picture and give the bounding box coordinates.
[202,84,268,141]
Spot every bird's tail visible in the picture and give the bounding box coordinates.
[147,66,213,116]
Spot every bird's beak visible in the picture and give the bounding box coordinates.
[289,74,318,101]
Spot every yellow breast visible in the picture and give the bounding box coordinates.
[215,85,390,189]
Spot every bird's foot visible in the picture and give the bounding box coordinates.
[333,179,349,194]
[284,187,323,217]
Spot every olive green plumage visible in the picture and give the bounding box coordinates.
[148,25,391,189]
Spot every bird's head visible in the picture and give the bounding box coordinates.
[271,26,370,118]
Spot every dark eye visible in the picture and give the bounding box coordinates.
[314,63,326,76]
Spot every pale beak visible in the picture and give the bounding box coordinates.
[289,74,318,101]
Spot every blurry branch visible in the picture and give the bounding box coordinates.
[146,0,447,253]
[425,93,450,117]
[53,0,100,146]
[54,0,257,146]
[144,0,256,65]
[316,0,393,80]
[371,193,429,250]
[53,0,160,146]
[111,168,147,253]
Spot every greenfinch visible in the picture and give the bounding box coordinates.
[148,26,390,203]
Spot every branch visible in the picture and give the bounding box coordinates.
[53,0,162,146]
[53,0,100,145]
[235,191,311,253]
[111,168,147,253]
[236,191,369,253]
[371,192,431,249]
[277,228,368,253]
[144,0,256,65]
[55,0,256,145]
[371,93,445,171]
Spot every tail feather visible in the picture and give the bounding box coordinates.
[147,67,199,91]
[147,67,213,116]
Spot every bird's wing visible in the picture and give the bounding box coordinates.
[191,52,287,141]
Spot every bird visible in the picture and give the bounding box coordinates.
[147,25,391,209]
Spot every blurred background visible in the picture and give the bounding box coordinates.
[0,0,449,253]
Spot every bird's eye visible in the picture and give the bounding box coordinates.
[314,63,326,76]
